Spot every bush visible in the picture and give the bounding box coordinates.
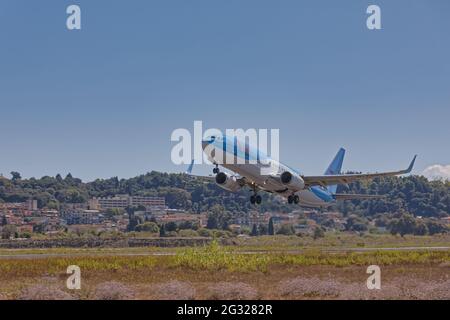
[154,281,196,300]
[198,228,212,237]
[211,229,233,239]
[19,232,32,239]
[339,282,401,300]
[313,227,325,239]
[135,222,159,233]
[18,284,76,300]
[277,224,295,236]
[93,282,135,300]
[178,229,199,237]
[206,282,259,300]
[165,231,178,237]
[1,225,16,239]
[278,277,341,298]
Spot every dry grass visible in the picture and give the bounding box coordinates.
[233,233,450,250]
[1,265,448,300]
[0,241,448,300]
[153,280,196,300]
[17,284,76,300]
[278,277,341,298]
[93,281,135,300]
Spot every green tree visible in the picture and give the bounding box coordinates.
[277,224,295,236]
[33,223,46,234]
[313,226,325,239]
[159,224,166,237]
[388,213,417,236]
[414,222,428,236]
[206,214,218,229]
[10,171,21,181]
[20,232,32,239]
[135,222,159,233]
[127,215,141,232]
[345,215,368,232]
[268,217,274,235]
[426,220,448,235]
[179,221,199,230]
[165,221,178,232]
[258,224,268,235]
[1,225,16,239]
[250,224,258,236]
[206,205,232,230]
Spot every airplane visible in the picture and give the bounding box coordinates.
[186,134,416,208]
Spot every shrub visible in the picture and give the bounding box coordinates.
[135,222,159,233]
[154,281,196,300]
[278,277,341,298]
[206,282,258,300]
[313,227,325,239]
[93,281,135,300]
[178,229,199,237]
[18,284,76,300]
[211,229,233,239]
[397,278,450,300]
[277,224,295,236]
[165,231,178,237]
[339,283,401,300]
[197,228,212,237]
[426,280,450,300]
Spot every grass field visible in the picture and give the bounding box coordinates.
[0,234,449,300]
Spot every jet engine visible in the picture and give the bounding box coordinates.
[215,172,243,192]
[280,171,305,190]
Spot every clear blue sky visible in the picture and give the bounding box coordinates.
[0,0,449,181]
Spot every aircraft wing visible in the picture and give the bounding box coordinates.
[302,155,416,187]
[185,173,216,182]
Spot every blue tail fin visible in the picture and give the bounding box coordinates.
[324,148,345,194]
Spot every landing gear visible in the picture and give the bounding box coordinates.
[250,195,262,205]
[288,195,294,204]
[213,164,220,174]
[288,194,300,204]
[256,195,262,204]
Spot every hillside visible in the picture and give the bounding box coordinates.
[0,172,449,219]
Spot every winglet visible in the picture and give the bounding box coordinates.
[185,160,195,174]
[404,155,417,174]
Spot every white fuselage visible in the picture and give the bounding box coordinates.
[202,136,335,207]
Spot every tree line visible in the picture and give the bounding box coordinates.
[1,171,449,220]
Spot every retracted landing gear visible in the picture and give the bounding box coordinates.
[250,194,262,205]
[288,194,300,204]
[250,185,262,205]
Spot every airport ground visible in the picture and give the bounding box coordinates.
[0,234,448,300]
